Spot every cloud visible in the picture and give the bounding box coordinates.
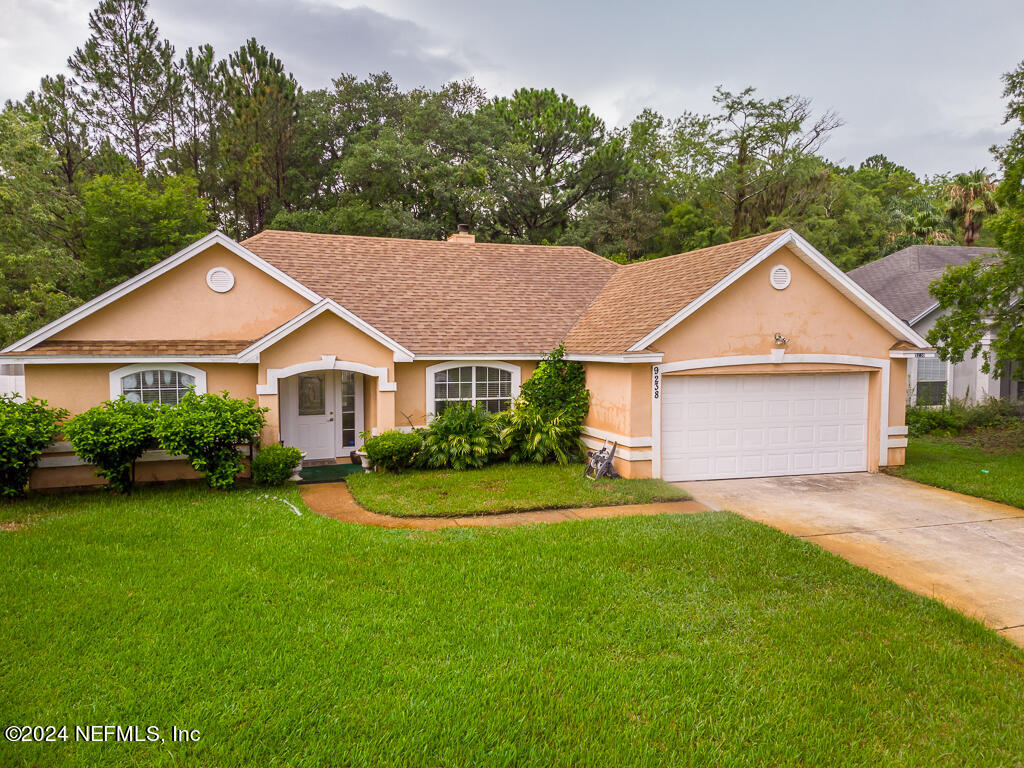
[151,0,471,90]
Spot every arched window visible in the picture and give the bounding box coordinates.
[109,364,206,405]
[426,362,521,415]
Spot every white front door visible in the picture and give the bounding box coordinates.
[280,371,365,460]
[293,372,336,461]
[661,372,869,481]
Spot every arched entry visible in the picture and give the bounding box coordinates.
[279,370,364,461]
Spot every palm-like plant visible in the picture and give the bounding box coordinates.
[944,170,998,245]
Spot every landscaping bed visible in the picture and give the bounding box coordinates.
[2,486,1024,766]
[345,462,690,517]
[890,422,1024,509]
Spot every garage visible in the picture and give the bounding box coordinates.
[660,372,869,481]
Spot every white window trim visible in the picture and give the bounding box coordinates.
[109,363,207,401]
[425,361,522,417]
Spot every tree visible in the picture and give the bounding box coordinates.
[68,0,176,171]
[686,87,843,238]
[928,59,1024,375]
[480,88,625,242]
[79,170,208,288]
[218,38,299,236]
[944,170,998,245]
[0,107,84,348]
[24,75,91,191]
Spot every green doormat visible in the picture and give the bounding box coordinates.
[298,463,365,484]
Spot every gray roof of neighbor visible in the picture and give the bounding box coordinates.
[847,245,1000,325]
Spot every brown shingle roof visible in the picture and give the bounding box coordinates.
[242,230,619,355]
[562,231,787,353]
[3,340,253,356]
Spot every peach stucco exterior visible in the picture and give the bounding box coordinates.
[17,235,915,489]
[580,245,909,478]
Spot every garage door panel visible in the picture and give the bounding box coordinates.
[661,372,869,481]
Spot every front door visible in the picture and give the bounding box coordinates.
[294,372,335,460]
[281,371,365,461]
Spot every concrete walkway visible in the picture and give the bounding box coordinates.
[683,473,1024,646]
[299,481,707,530]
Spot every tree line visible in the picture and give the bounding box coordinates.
[0,0,1007,348]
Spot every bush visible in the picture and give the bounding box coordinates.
[494,399,586,465]
[0,395,67,497]
[363,430,422,472]
[519,344,589,423]
[252,445,303,486]
[153,390,266,489]
[906,397,1022,437]
[64,397,159,493]
[418,403,500,471]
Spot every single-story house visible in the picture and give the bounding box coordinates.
[847,244,1021,405]
[1,227,929,489]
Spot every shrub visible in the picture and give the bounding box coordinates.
[906,397,1022,437]
[418,403,500,471]
[153,390,267,489]
[494,399,586,465]
[519,344,589,424]
[363,430,422,472]
[0,395,67,497]
[252,445,303,486]
[63,397,159,493]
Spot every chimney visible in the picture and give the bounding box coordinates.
[447,223,475,243]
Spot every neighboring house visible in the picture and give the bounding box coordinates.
[0,228,928,489]
[848,244,1021,405]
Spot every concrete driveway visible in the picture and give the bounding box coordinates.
[682,473,1024,646]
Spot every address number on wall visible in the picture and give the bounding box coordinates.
[653,366,660,400]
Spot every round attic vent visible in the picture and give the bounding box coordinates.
[206,267,235,293]
[769,264,791,290]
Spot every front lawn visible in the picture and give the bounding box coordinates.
[890,422,1024,509]
[2,487,1024,767]
[345,462,690,517]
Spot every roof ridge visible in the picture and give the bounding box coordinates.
[247,229,606,255]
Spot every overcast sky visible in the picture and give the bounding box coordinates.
[3,0,1021,177]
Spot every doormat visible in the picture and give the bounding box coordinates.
[298,463,365,484]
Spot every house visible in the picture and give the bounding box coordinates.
[0,227,929,489]
[847,244,1021,405]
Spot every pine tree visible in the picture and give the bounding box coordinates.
[68,0,176,170]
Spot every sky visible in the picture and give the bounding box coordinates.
[2,0,1021,177]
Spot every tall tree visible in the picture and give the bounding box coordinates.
[218,38,299,236]
[929,59,1024,376]
[162,45,225,218]
[944,170,998,245]
[480,88,625,243]
[686,87,843,237]
[24,75,91,191]
[0,108,84,347]
[68,0,175,170]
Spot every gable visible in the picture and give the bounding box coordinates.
[258,310,396,374]
[653,244,900,361]
[50,242,313,343]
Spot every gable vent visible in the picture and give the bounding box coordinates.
[769,264,791,290]
[206,267,235,293]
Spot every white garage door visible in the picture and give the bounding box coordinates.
[661,373,869,481]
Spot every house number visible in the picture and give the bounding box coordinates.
[653,366,660,399]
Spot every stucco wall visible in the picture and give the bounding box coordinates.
[26,363,257,416]
[52,243,311,342]
[395,360,538,427]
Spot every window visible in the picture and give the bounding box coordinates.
[110,364,206,403]
[121,369,196,405]
[430,363,519,414]
[339,371,357,447]
[916,357,947,406]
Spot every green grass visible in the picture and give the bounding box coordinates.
[345,462,690,517]
[2,487,1024,766]
[890,423,1024,509]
